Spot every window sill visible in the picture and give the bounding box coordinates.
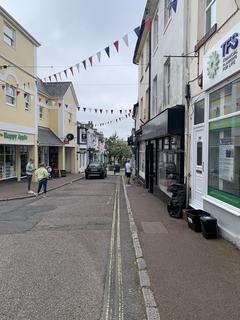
[203,195,240,217]
[6,102,16,108]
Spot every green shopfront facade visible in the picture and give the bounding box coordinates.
[196,23,240,247]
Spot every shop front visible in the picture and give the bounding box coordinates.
[38,126,63,171]
[198,23,240,246]
[0,130,35,181]
[139,105,185,199]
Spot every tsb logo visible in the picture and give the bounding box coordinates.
[221,33,239,57]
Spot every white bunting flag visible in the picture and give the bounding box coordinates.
[123,34,129,47]
[97,51,101,63]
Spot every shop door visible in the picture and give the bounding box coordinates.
[191,126,205,209]
[65,148,72,173]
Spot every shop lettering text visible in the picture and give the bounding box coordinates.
[0,132,28,141]
[221,33,239,57]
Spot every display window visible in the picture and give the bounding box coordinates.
[208,81,240,208]
[139,142,145,179]
[157,136,182,190]
[0,145,16,180]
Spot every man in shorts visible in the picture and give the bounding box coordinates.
[125,160,132,185]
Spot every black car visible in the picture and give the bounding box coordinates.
[85,162,107,179]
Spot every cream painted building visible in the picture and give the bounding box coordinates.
[37,81,78,176]
[0,6,78,182]
[0,5,40,181]
[188,0,240,247]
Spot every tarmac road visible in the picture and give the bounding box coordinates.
[0,176,146,320]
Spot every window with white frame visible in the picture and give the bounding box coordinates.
[140,97,144,121]
[164,0,172,26]
[145,36,150,69]
[153,11,158,51]
[140,52,144,80]
[152,75,158,117]
[139,142,145,178]
[164,58,171,106]
[145,88,149,120]
[24,93,31,111]
[6,84,16,106]
[39,106,44,119]
[4,22,15,47]
[205,0,216,33]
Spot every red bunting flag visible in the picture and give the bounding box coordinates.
[114,41,119,52]
[70,67,74,76]
[89,56,93,66]
[145,18,152,31]
[58,102,62,107]
[16,90,20,96]
[77,106,80,111]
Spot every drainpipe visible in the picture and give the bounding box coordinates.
[148,31,152,121]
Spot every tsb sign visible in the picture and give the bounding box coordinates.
[221,32,239,57]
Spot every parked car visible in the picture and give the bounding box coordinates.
[85,162,107,179]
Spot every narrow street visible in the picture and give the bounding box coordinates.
[0,176,146,320]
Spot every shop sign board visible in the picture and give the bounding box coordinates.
[203,23,240,90]
[0,130,34,145]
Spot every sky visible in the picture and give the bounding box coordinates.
[0,0,147,140]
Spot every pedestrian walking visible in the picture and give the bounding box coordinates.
[26,158,35,194]
[35,163,49,197]
[125,160,132,185]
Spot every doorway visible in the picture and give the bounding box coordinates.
[146,143,154,193]
[191,126,205,209]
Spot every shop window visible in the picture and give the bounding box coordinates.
[205,0,216,33]
[153,11,158,51]
[208,116,240,208]
[164,0,172,27]
[6,84,16,106]
[4,22,15,47]
[24,93,31,111]
[158,137,182,192]
[0,145,16,180]
[209,84,232,119]
[139,142,145,179]
[194,99,205,125]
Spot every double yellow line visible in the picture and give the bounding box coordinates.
[103,182,124,320]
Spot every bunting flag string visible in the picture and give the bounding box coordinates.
[42,20,154,82]
[76,105,132,114]
[94,113,132,127]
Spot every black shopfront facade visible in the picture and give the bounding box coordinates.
[138,105,185,199]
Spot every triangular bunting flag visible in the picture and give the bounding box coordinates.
[70,66,74,76]
[89,56,93,66]
[1,84,5,90]
[54,74,58,81]
[49,76,52,82]
[82,60,87,70]
[100,109,103,114]
[171,0,178,13]
[76,63,80,73]
[123,34,129,47]
[46,100,48,105]
[134,26,141,38]
[89,108,92,112]
[24,93,28,98]
[83,107,86,112]
[64,70,68,78]
[120,110,122,114]
[77,106,80,111]
[16,90,20,96]
[105,47,110,58]
[125,115,128,118]
[95,109,97,113]
[97,51,101,63]
[111,110,113,114]
[129,109,132,113]
[58,73,62,81]
[58,102,61,107]
[114,41,119,52]
[65,104,68,108]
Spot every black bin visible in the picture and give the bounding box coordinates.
[200,216,218,239]
[186,209,210,232]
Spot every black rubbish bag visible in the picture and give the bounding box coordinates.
[167,183,186,218]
